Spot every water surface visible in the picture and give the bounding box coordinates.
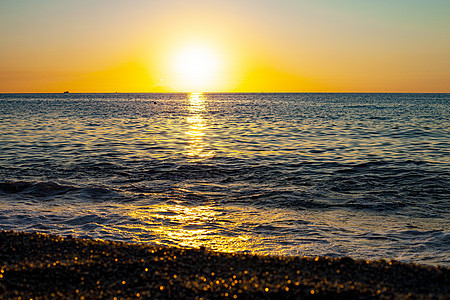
[0,93,448,266]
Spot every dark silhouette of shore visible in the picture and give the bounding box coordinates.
[0,231,448,299]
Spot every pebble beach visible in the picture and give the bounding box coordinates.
[0,231,448,299]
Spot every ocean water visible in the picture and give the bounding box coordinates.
[0,92,449,267]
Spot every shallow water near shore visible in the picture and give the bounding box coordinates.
[0,92,449,266]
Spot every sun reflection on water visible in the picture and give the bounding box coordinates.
[185,93,215,159]
[127,204,265,253]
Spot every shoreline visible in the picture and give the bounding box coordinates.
[0,230,448,299]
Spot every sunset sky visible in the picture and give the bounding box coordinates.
[1,0,449,93]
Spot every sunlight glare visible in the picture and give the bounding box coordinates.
[171,44,221,91]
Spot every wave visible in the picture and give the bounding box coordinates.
[0,181,122,202]
[1,156,447,217]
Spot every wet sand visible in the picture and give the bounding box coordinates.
[0,231,448,299]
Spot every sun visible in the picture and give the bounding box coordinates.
[170,44,221,92]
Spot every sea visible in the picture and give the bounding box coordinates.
[0,93,449,267]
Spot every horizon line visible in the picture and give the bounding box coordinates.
[1,91,449,94]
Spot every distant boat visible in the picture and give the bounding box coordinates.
[63,91,69,94]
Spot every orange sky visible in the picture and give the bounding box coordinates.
[1,0,449,93]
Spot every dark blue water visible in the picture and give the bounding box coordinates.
[0,93,448,266]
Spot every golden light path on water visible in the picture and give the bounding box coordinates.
[185,93,215,159]
[107,201,440,258]
[126,205,259,253]
[122,204,310,255]
[117,93,270,253]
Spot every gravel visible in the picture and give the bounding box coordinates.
[0,230,448,299]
